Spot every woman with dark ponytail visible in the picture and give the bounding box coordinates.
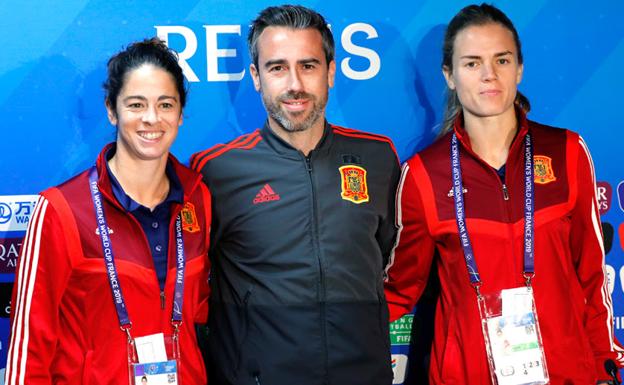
[5,38,211,385]
[385,4,622,384]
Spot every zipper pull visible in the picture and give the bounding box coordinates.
[160,291,165,309]
[502,184,510,201]
[305,157,312,172]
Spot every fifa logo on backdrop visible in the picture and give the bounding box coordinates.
[155,23,381,82]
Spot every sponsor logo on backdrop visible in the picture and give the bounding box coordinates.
[0,203,10,225]
[0,283,12,318]
[618,223,624,253]
[597,182,612,215]
[0,195,38,232]
[603,222,614,255]
[155,23,381,82]
[391,354,408,384]
[617,182,624,213]
[390,314,413,346]
[606,265,615,295]
[0,238,20,273]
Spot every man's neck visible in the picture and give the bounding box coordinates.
[268,118,325,156]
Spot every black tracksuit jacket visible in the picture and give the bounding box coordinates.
[191,122,401,385]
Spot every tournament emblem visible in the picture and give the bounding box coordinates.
[180,202,200,233]
[339,165,369,204]
[533,155,556,185]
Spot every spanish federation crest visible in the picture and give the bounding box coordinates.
[533,155,556,184]
[180,202,200,233]
[339,165,369,204]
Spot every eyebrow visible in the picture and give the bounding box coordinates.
[459,50,513,60]
[263,58,322,69]
[122,95,178,103]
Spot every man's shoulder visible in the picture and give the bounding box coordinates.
[190,129,264,172]
[330,124,398,161]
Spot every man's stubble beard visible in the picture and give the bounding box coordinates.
[262,89,328,133]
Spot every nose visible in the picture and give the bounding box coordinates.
[142,105,158,124]
[288,69,304,92]
[481,62,497,81]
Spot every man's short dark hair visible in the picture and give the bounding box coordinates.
[248,4,335,68]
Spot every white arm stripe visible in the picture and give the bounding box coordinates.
[5,196,48,385]
[385,162,410,280]
[578,137,624,358]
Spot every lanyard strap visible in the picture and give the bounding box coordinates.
[450,133,535,290]
[88,167,186,328]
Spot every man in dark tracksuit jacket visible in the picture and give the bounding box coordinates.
[190,5,400,385]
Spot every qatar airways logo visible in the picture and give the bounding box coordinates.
[0,238,21,273]
[155,23,381,82]
[597,181,612,215]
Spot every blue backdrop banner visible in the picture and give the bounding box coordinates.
[1,1,623,383]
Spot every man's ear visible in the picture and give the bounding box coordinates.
[250,63,261,92]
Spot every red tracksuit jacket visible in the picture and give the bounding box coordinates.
[384,112,623,384]
[5,144,211,385]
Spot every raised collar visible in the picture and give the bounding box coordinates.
[94,143,201,211]
[104,146,183,213]
[452,106,530,156]
[260,120,334,159]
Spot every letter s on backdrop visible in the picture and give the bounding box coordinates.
[341,23,381,80]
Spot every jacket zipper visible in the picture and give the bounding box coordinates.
[499,179,516,276]
[305,155,328,383]
[502,184,510,201]
[457,131,525,282]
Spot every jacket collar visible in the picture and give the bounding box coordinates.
[94,143,202,210]
[260,120,334,159]
[452,106,530,159]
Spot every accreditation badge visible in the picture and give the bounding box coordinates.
[128,333,180,385]
[477,287,549,385]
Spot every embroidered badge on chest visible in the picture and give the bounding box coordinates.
[181,202,200,233]
[533,155,556,184]
[339,165,369,204]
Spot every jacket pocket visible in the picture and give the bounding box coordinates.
[377,292,391,351]
[440,318,461,383]
[232,288,253,379]
[82,350,94,385]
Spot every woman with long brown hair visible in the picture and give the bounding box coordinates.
[385,4,622,384]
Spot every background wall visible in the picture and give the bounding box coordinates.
[0,0,622,383]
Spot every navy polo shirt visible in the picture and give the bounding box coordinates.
[105,149,184,290]
[496,164,506,183]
